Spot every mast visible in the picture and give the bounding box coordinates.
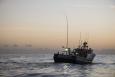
[66,16,68,49]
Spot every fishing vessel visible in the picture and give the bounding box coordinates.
[54,41,96,64]
[53,16,96,64]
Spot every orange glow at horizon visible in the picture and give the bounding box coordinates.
[0,0,115,49]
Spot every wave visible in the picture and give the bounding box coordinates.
[0,61,115,66]
[92,62,115,65]
[13,73,70,77]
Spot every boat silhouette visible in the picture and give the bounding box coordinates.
[53,16,96,64]
[54,41,96,64]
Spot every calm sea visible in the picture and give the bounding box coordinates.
[0,53,115,77]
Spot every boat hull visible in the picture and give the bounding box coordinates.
[54,54,76,63]
[54,53,95,64]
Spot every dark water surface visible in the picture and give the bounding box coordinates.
[0,53,115,77]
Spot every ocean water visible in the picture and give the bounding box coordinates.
[0,53,115,77]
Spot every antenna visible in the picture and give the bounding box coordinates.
[86,33,89,43]
[66,16,68,49]
[87,33,89,43]
[85,33,87,42]
[79,32,81,47]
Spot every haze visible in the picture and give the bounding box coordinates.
[0,0,115,52]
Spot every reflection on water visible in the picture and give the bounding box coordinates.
[0,54,115,77]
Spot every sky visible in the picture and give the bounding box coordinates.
[0,0,115,50]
